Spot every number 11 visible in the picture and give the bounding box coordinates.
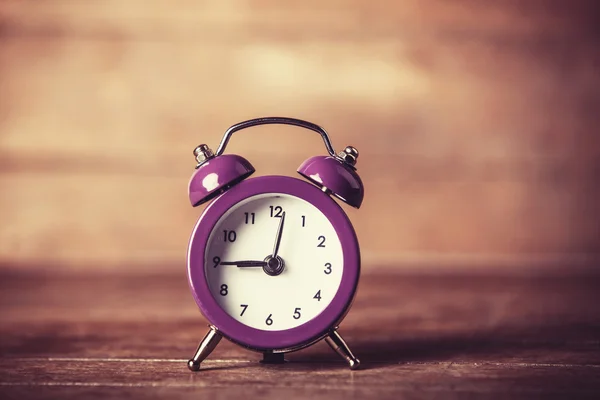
[244,212,255,224]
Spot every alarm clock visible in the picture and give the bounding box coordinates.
[186,117,364,371]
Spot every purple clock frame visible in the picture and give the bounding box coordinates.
[187,175,361,351]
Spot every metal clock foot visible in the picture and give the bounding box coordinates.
[325,330,361,370]
[260,352,286,364]
[187,326,222,371]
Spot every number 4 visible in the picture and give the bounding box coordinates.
[313,290,321,301]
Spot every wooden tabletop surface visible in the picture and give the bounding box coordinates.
[1,268,599,399]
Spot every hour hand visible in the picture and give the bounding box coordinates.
[220,260,267,268]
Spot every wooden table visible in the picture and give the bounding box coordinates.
[1,269,599,399]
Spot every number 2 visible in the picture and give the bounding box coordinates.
[317,236,326,247]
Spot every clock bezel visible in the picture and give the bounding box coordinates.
[187,175,360,352]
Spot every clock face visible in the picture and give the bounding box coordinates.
[204,193,343,331]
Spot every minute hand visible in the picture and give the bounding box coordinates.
[272,211,286,258]
[220,260,267,267]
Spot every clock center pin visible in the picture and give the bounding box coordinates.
[263,255,285,276]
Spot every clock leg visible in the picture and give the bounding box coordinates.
[325,330,361,370]
[187,325,222,371]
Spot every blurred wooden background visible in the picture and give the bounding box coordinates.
[0,0,599,272]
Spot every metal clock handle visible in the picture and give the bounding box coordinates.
[215,117,338,157]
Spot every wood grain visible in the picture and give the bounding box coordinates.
[1,268,600,398]
[1,0,599,271]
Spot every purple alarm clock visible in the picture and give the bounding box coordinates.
[186,117,364,370]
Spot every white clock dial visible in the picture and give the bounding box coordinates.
[204,193,343,331]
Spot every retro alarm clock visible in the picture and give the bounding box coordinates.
[186,117,364,371]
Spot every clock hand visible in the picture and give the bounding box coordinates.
[220,260,267,267]
[271,211,286,258]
